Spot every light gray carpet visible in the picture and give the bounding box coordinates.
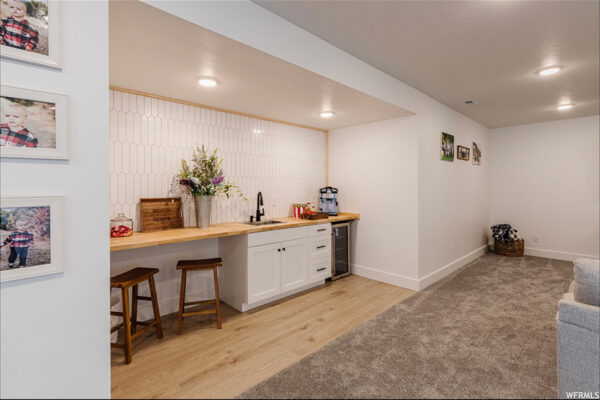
[240,253,573,399]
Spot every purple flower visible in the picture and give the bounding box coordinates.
[211,175,224,185]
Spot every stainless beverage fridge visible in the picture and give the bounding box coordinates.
[330,222,351,280]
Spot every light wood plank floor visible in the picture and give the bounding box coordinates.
[111,275,414,399]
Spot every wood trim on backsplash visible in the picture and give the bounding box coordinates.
[325,131,329,186]
[109,86,329,134]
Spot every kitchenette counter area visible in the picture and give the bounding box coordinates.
[110,212,359,252]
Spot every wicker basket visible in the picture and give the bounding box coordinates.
[494,238,524,257]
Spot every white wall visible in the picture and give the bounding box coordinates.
[417,105,490,287]
[0,2,110,398]
[329,117,420,289]
[490,116,599,260]
[329,110,489,290]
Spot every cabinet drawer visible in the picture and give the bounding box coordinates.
[308,223,331,237]
[248,226,308,247]
[309,256,331,283]
[309,236,331,258]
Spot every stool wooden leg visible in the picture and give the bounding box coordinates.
[148,276,163,339]
[121,287,133,364]
[131,284,138,334]
[213,267,222,329]
[177,270,187,334]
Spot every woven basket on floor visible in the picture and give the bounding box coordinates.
[494,238,524,257]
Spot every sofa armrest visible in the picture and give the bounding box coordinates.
[558,293,600,333]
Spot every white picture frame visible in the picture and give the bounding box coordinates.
[0,196,64,282]
[0,0,61,69]
[0,85,69,159]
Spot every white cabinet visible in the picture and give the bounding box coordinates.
[280,238,308,292]
[248,238,309,303]
[220,224,331,312]
[248,243,281,303]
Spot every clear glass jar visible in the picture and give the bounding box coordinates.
[110,213,133,237]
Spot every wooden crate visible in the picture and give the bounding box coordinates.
[140,198,184,232]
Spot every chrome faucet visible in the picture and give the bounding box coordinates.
[255,191,265,222]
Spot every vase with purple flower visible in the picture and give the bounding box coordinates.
[177,146,245,228]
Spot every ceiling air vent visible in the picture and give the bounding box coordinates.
[464,99,477,106]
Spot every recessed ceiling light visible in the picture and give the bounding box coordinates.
[198,77,218,87]
[538,66,561,76]
[556,103,574,110]
[320,111,334,118]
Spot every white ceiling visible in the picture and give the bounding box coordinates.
[109,1,412,131]
[255,0,599,128]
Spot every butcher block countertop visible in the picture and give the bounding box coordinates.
[110,212,360,252]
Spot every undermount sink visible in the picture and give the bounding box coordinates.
[244,220,284,226]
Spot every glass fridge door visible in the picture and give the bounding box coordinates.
[332,223,350,278]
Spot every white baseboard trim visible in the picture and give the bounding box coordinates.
[351,263,420,291]
[523,247,599,261]
[487,242,599,262]
[417,245,488,291]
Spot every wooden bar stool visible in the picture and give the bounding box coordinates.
[176,257,223,334]
[110,267,163,364]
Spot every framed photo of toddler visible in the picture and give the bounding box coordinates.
[1,196,64,283]
[0,0,61,69]
[0,85,69,159]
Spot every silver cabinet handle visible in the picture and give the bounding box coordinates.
[317,245,326,249]
[317,228,326,232]
[317,267,326,272]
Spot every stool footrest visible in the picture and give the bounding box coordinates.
[136,296,152,301]
[111,322,125,333]
[136,320,151,326]
[111,343,126,349]
[111,311,124,317]
[184,299,216,306]
[131,320,158,340]
[182,309,216,317]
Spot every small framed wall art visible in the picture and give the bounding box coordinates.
[1,196,64,282]
[457,145,470,161]
[0,0,62,69]
[472,142,482,165]
[0,85,69,159]
[440,132,454,162]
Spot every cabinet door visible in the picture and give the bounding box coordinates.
[248,243,281,304]
[280,238,308,293]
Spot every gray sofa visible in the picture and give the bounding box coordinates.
[557,258,600,399]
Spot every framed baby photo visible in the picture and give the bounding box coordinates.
[457,145,470,161]
[0,0,61,69]
[0,85,69,159]
[0,196,64,283]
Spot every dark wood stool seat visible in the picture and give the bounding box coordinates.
[176,258,223,334]
[110,267,163,364]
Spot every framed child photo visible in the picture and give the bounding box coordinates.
[0,196,64,283]
[440,132,454,162]
[0,0,61,69]
[457,145,470,161]
[0,85,69,159]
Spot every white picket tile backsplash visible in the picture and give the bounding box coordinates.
[109,90,326,230]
